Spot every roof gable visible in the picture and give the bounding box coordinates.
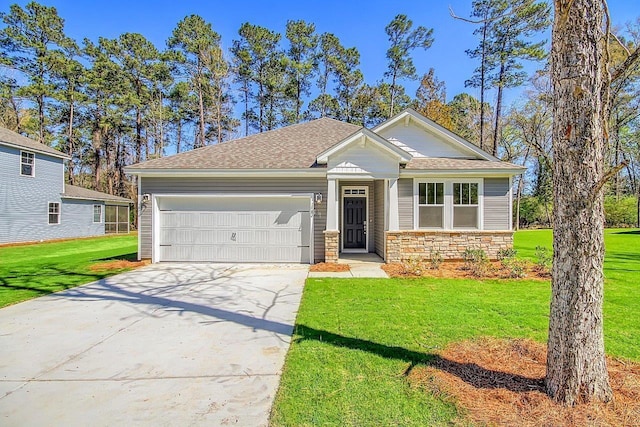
[316,128,411,164]
[373,109,498,161]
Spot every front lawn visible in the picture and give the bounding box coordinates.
[0,234,139,307]
[271,229,640,426]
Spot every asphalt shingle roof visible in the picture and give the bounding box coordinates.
[127,118,361,170]
[0,127,69,159]
[405,157,525,170]
[62,185,133,203]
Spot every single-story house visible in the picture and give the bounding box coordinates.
[125,109,525,264]
[0,127,132,244]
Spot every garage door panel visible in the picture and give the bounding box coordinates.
[158,197,311,263]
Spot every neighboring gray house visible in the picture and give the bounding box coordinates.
[0,127,132,244]
[125,109,525,264]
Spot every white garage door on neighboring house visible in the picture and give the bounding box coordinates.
[156,196,312,263]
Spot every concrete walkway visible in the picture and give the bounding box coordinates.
[308,253,389,278]
[0,264,307,427]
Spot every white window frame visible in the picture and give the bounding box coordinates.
[93,204,102,223]
[48,202,60,225]
[414,178,484,230]
[452,181,481,229]
[20,151,35,177]
[416,181,445,229]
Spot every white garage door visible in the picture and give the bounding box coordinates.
[157,196,311,263]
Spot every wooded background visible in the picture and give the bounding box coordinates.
[1,1,638,227]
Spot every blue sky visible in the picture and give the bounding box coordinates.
[6,0,640,107]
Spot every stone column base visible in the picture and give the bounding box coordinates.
[324,230,340,263]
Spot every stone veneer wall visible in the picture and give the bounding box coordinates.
[385,230,514,262]
[324,230,340,263]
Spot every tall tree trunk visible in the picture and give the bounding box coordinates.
[296,79,302,122]
[67,97,75,185]
[546,0,613,405]
[515,148,530,230]
[390,70,397,118]
[92,128,102,191]
[176,120,182,153]
[197,75,206,148]
[478,15,488,152]
[38,94,45,144]
[243,81,249,135]
[492,62,506,157]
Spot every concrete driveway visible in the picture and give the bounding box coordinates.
[0,263,308,426]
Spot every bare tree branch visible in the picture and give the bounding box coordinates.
[592,161,629,198]
[448,5,511,25]
[609,32,631,56]
[611,46,640,82]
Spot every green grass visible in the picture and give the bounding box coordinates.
[515,228,640,358]
[0,234,138,307]
[271,229,640,426]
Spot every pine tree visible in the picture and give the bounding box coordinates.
[168,15,228,147]
[384,14,433,117]
[283,20,318,124]
[0,1,76,143]
[232,23,282,133]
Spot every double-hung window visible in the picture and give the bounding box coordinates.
[93,205,102,223]
[453,182,479,228]
[48,202,60,224]
[418,182,444,228]
[21,151,34,176]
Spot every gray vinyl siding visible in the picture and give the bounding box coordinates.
[483,178,511,230]
[139,177,327,262]
[398,178,414,230]
[0,144,105,243]
[374,180,385,257]
[339,180,375,252]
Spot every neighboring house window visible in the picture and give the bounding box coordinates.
[453,182,479,229]
[48,202,60,224]
[21,151,35,176]
[418,182,444,228]
[93,205,102,223]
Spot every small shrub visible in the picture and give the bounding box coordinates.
[429,250,443,270]
[534,246,552,273]
[462,248,492,277]
[401,257,426,276]
[497,248,517,261]
[501,257,527,278]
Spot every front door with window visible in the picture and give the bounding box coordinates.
[343,197,366,249]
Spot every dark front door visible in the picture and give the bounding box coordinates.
[343,197,366,249]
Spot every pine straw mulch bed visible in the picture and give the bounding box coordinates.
[407,337,640,426]
[382,260,551,280]
[309,262,351,272]
[89,259,150,272]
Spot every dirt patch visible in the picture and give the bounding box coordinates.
[406,338,640,426]
[309,262,351,272]
[89,259,149,272]
[382,260,550,280]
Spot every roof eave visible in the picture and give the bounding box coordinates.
[61,195,133,203]
[401,168,526,177]
[0,140,71,160]
[124,168,328,177]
